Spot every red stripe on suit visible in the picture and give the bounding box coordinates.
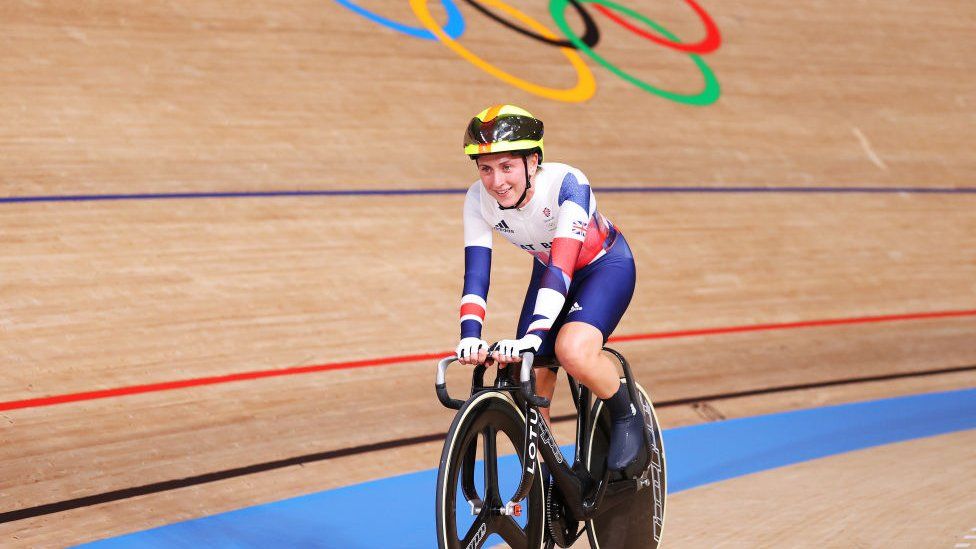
[460,302,486,319]
[549,237,583,281]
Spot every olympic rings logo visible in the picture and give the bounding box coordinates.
[334,0,722,105]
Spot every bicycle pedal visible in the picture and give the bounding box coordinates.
[620,447,652,480]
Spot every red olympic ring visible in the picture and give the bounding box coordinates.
[592,0,721,54]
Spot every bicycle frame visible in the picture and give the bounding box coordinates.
[435,350,650,525]
[514,352,652,524]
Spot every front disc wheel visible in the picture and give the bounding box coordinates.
[436,392,546,549]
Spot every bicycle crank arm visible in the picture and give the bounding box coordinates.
[580,469,612,520]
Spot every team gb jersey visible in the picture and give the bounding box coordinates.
[459,162,619,343]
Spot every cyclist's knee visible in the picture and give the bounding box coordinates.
[555,334,599,376]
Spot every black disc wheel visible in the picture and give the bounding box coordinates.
[585,380,667,549]
[436,391,546,549]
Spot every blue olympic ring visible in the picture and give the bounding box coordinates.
[333,0,465,40]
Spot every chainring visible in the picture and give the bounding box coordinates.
[546,482,581,548]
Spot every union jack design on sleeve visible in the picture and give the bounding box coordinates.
[572,220,587,237]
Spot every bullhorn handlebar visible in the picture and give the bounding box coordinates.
[435,352,551,410]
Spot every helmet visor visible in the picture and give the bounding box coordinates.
[464,115,544,148]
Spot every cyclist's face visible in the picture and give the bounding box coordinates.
[476,152,537,208]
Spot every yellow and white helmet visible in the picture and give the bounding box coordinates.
[463,104,544,161]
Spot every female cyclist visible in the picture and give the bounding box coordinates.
[453,104,647,476]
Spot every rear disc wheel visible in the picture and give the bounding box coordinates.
[585,379,667,549]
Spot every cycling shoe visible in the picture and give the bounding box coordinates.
[609,411,649,473]
[604,384,650,477]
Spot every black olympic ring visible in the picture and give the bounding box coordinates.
[461,0,600,49]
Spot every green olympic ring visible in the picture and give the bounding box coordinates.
[550,0,721,106]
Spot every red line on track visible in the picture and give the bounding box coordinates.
[0,352,447,413]
[2,309,974,412]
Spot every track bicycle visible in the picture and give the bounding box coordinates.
[434,348,666,548]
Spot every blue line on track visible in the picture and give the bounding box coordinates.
[3,186,976,204]
[79,387,976,548]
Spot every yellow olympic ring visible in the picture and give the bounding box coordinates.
[409,0,596,103]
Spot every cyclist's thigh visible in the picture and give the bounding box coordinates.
[563,253,636,340]
[517,241,636,356]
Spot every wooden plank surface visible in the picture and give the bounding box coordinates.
[665,429,976,547]
[1,0,974,195]
[0,0,974,546]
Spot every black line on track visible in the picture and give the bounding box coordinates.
[653,363,976,407]
[0,433,446,524]
[4,363,974,524]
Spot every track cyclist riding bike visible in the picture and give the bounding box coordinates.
[455,104,648,480]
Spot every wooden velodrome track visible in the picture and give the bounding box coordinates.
[2,0,975,546]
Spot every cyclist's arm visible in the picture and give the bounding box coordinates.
[524,171,595,345]
[460,185,492,341]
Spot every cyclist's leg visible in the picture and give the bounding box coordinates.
[553,235,636,396]
[554,236,643,473]
[554,322,618,397]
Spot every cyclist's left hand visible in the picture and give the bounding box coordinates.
[490,335,542,363]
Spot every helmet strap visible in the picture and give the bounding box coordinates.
[497,155,532,211]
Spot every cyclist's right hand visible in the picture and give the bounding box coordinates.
[455,337,489,365]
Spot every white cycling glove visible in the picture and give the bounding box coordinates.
[491,334,543,361]
[456,337,489,360]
